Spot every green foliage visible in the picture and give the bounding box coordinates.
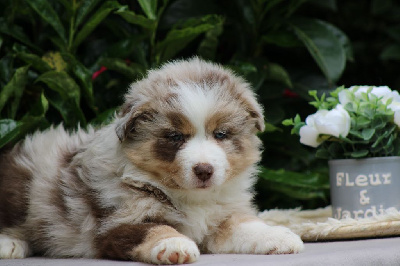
[4,0,394,210]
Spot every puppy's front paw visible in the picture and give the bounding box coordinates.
[254,224,304,254]
[151,237,200,264]
[212,221,304,255]
[0,234,31,259]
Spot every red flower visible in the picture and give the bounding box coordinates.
[283,89,299,98]
[92,66,108,80]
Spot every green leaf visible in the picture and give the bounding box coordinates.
[158,0,217,28]
[262,30,302,48]
[61,53,95,112]
[99,58,145,79]
[0,66,29,118]
[26,0,67,43]
[103,37,148,67]
[0,55,14,85]
[27,92,49,117]
[90,107,117,126]
[49,36,68,51]
[289,18,346,85]
[0,93,49,148]
[36,71,80,101]
[73,0,122,50]
[315,148,331,159]
[45,91,86,127]
[371,118,387,130]
[361,128,375,140]
[16,52,52,73]
[265,63,293,88]
[265,102,285,124]
[0,18,41,52]
[344,131,362,141]
[268,183,327,200]
[0,117,48,149]
[36,71,86,126]
[0,119,21,149]
[75,0,102,27]
[310,0,337,11]
[350,150,369,158]
[282,118,294,126]
[41,51,68,71]
[227,61,257,76]
[116,10,157,30]
[380,44,400,61]
[264,122,282,133]
[197,17,224,60]
[318,20,354,61]
[354,116,371,128]
[258,167,329,200]
[258,167,329,190]
[155,15,220,63]
[59,0,72,10]
[263,0,285,13]
[138,0,157,20]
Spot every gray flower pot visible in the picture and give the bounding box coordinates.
[329,156,400,220]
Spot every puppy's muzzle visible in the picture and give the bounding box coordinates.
[193,163,214,181]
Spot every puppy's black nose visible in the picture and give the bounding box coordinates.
[193,163,214,181]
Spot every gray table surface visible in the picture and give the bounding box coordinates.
[1,237,400,266]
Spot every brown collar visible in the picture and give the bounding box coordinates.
[123,181,175,208]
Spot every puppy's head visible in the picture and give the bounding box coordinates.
[116,58,264,190]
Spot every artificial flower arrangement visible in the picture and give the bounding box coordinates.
[283,86,400,159]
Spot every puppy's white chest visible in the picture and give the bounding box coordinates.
[175,203,225,243]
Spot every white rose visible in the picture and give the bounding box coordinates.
[394,110,400,127]
[386,90,400,112]
[370,86,394,103]
[314,105,351,138]
[388,101,400,112]
[299,114,321,148]
[342,85,397,103]
[338,89,352,106]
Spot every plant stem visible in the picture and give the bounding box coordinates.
[68,0,77,53]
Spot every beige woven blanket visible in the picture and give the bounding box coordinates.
[259,206,400,241]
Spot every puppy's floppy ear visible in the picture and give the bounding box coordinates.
[115,102,154,142]
[247,107,265,132]
[240,94,265,132]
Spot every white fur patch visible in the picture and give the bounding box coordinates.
[211,221,304,254]
[150,237,200,265]
[175,82,218,136]
[177,136,229,189]
[0,234,31,259]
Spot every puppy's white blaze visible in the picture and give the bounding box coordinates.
[172,82,229,189]
[175,82,218,136]
[177,136,228,188]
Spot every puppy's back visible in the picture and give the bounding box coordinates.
[0,126,93,230]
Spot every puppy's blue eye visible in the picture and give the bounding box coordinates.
[214,131,227,140]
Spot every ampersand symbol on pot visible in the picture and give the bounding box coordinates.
[359,189,370,205]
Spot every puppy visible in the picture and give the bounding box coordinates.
[0,58,303,264]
